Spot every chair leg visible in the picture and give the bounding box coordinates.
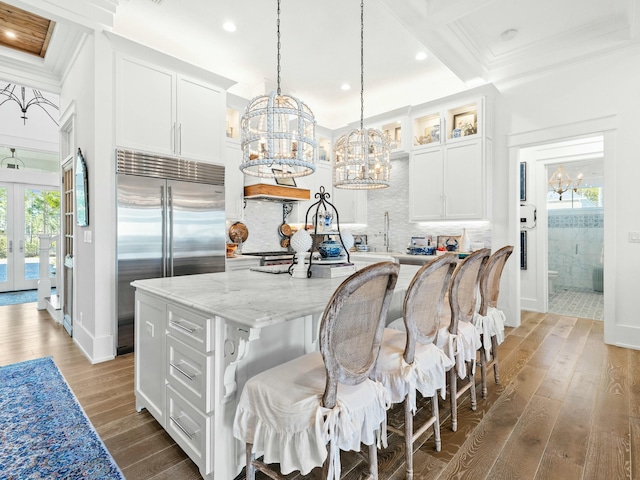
[404,398,414,480]
[368,442,378,479]
[491,335,500,384]
[432,394,441,452]
[469,361,477,411]
[479,345,488,398]
[449,367,458,432]
[245,443,256,480]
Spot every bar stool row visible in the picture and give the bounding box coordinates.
[233,246,514,480]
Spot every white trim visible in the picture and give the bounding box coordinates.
[72,320,116,364]
[508,116,616,343]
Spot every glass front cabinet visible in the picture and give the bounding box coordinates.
[409,91,494,221]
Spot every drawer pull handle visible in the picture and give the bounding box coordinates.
[170,320,196,334]
[170,416,195,440]
[170,362,196,381]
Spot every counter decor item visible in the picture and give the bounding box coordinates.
[295,186,352,278]
[460,228,471,252]
[290,228,313,278]
[229,221,249,254]
[226,243,238,258]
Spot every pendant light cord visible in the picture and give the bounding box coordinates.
[360,0,364,130]
[277,0,282,95]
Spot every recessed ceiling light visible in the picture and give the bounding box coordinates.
[223,21,237,32]
[5,31,17,39]
[415,51,428,61]
[341,83,351,91]
[500,28,518,42]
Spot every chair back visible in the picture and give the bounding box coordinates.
[449,249,491,335]
[319,261,400,409]
[402,254,458,364]
[479,246,514,315]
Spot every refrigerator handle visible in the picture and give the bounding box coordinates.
[161,186,167,277]
[168,185,174,277]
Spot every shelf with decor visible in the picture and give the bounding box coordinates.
[413,112,442,148]
[225,107,240,143]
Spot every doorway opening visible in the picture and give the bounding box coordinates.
[546,157,604,320]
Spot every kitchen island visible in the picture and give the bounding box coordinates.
[132,263,421,480]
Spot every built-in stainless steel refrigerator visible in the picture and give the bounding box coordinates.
[116,149,225,354]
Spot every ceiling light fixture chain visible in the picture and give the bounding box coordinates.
[360,0,364,130]
[333,0,391,190]
[276,0,281,96]
[240,0,317,179]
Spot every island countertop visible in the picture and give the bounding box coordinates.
[132,263,421,329]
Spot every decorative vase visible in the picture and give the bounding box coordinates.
[460,228,471,253]
[318,239,342,258]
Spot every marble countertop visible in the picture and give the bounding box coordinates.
[350,251,440,265]
[132,264,421,329]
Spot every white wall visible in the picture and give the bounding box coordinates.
[494,44,640,348]
[59,33,117,363]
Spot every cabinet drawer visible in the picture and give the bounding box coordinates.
[166,385,213,475]
[167,335,213,413]
[167,303,213,353]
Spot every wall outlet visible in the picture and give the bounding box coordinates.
[145,321,154,337]
[629,232,640,243]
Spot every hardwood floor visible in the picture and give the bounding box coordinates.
[0,304,637,479]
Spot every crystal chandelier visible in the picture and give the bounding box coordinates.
[0,84,59,126]
[240,0,317,179]
[333,0,391,190]
[548,165,583,200]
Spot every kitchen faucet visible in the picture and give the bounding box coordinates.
[384,211,390,252]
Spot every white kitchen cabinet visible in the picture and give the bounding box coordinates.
[116,54,224,164]
[409,139,485,221]
[225,142,244,220]
[409,93,492,221]
[332,187,367,225]
[134,291,167,425]
[409,147,444,221]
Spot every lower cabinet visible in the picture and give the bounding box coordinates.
[135,291,217,477]
[134,289,317,479]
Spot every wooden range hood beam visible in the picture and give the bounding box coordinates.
[244,184,310,202]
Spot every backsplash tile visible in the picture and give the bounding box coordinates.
[233,158,493,254]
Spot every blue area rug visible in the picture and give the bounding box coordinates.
[0,289,56,307]
[0,357,125,479]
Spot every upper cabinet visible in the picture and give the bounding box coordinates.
[409,92,494,221]
[115,54,225,164]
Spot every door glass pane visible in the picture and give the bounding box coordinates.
[24,188,60,281]
[0,187,6,282]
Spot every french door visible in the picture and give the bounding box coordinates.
[0,183,60,292]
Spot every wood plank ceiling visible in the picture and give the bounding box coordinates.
[0,1,54,58]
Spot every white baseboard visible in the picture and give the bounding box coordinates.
[72,321,116,364]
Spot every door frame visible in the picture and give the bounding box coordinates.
[507,115,616,340]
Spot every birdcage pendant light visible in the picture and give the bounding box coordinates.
[333,0,391,190]
[240,0,317,179]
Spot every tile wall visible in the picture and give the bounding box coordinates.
[548,208,604,290]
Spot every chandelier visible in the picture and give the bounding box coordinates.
[333,0,391,190]
[1,148,25,169]
[548,165,583,200]
[240,0,317,179]
[0,84,59,126]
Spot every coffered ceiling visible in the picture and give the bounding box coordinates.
[0,0,638,128]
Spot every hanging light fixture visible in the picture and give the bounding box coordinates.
[0,84,59,126]
[333,0,391,190]
[548,165,584,200]
[1,148,25,169]
[240,0,317,179]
